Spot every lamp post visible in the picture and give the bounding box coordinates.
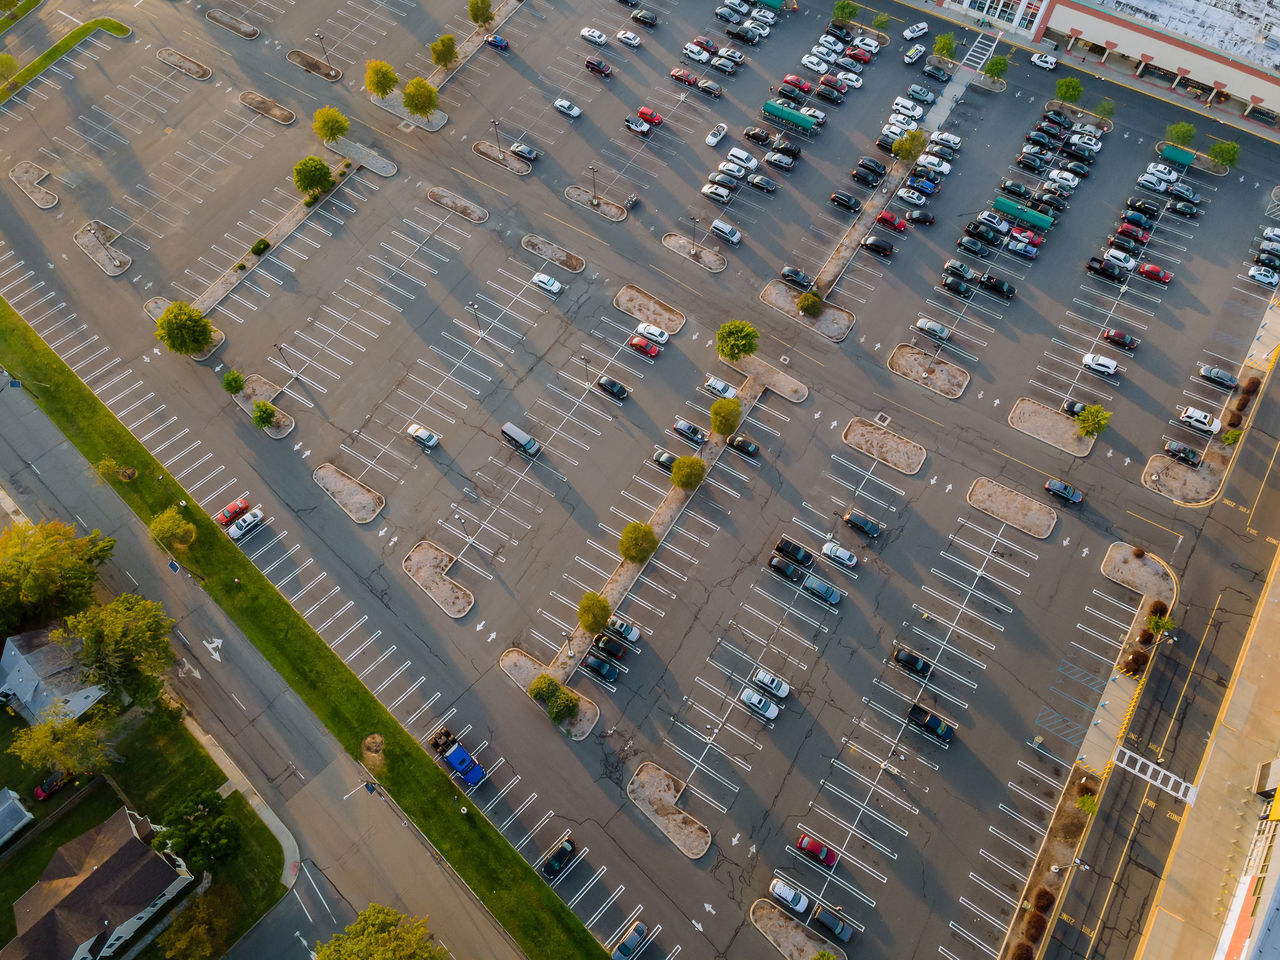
[491,118,504,160]
[274,343,298,390]
[588,164,599,206]
[580,354,589,382]
[454,513,471,546]
[314,32,336,78]
[465,301,482,337]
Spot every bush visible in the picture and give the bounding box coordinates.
[250,238,270,256]
[797,291,822,317]
[94,457,121,485]
[716,320,758,361]
[1223,428,1243,446]
[529,674,559,703]
[1132,546,1145,558]
[1208,141,1239,168]
[222,370,244,395]
[710,397,742,436]
[1150,600,1167,616]
[1147,613,1176,635]
[155,301,213,355]
[577,591,610,633]
[671,456,706,491]
[1226,410,1243,428]
[1138,629,1154,645]
[1033,889,1055,912]
[1056,76,1083,103]
[150,505,196,550]
[933,33,956,59]
[1011,945,1035,960]
[235,263,246,271]
[1166,122,1195,147]
[1024,912,1047,943]
[1124,650,1150,673]
[548,688,579,723]
[251,400,277,430]
[618,522,659,564]
[1243,376,1261,396]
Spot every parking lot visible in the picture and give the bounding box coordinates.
[3,0,1280,957]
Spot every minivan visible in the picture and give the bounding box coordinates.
[725,147,758,170]
[501,421,542,456]
[811,904,855,942]
[710,219,741,244]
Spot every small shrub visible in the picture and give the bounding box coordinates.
[1033,889,1055,912]
[1132,546,1145,558]
[1226,410,1243,428]
[1223,428,1243,446]
[222,370,245,395]
[797,291,822,317]
[1024,912,1047,943]
[1236,394,1251,413]
[235,263,246,271]
[1124,649,1150,673]
[1150,600,1167,616]
[548,688,579,723]
[1138,629,1154,645]
[303,195,317,207]
[1011,945,1035,960]
[94,457,121,485]
[709,397,743,435]
[1243,376,1261,396]
[251,238,271,256]
[251,400,278,430]
[529,673,559,703]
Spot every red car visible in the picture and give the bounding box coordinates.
[1010,226,1043,246]
[693,35,719,54]
[34,771,71,800]
[1137,263,1173,284]
[1116,223,1149,245]
[876,210,907,232]
[1102,328,1141,349]
[638,106,662,125]
[845,46,872,63]
[669,67,697,86]
[216,498,250,527]
[629,336,659,357]
[819,74,848,93]
[797,833,838,867]
[781,74,812,93]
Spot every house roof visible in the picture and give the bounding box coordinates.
[0,630,104,721]
[0,788,33,849]
[0,807,185,960]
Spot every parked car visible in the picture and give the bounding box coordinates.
[228,508,265,541]
[797,833,838,866]
[740,687,780,720]
[769,878,810,913]
[541,837,577,879]
[216,498,251,526]
[1045,478,1084,504]
[1164,440,1202,466]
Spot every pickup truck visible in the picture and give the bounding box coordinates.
[1086,257,1126,283]
[907,704,955,743]
[430,727,486,785]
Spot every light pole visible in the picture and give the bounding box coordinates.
[314,32,336,78]
[491,118,504,160]
[274,343,298,390]
[454,513,471,546]
[580,354,589,382]
[588,164,599,206]
[465,301,482,337]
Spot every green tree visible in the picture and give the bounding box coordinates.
[364,60,398,98]
[618,522,659,564]
[0,520,113,634]
[222,370,245,395]
[155,301,213,355]
[402,77,438,117]
[293,156,334,197]
[0,0,18,17]
[548,688,579,722]
[671,456,706,491]
[1075,404,1111,438]
[578,591,610,633]
[892,128,928,165]
[155,789,241,874]
[933,32,956,59]
[529,674,560,703]
[815,953,840,960]
[468,0,494,28]
[710,398,742,436]
[317,904,448,960]
[832,1,858,21]
[8,705,109,777]
[1147,613,1176,636]
[312,105,349,144]
[430,34,458,70]
[983,55,1008,80]
[149,505,196,551]
[94,457,121,486]
[1223,428,1243,445]
[157,884,243,960]
[715,319,758,361]
[1166,121,1195,146]
[872,12,888,31]
[1056,76,1083,103]
[0,52,17,82]
[1076,793,1098,815]
[1208,141,1240,167]
[252,400,278,430]
[53,593,176,697]
[797,291,822,317]
[1095,99,1116,119]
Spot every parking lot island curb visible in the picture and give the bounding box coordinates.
[613,284,684,333]
[749,898,848,960]
[842,417,926,474]
[759,280,854,341]
[523,234,585,273]
[565,184,626,221]
[240,91,294,124]
[888,343,969,398]
[626,762,710,859]
[497,648,599,741]
[472,141,531,176]
[403,540,475,619]
[206,8,258,39]
[428,186,488,223]
[9,161,57,209]
[231,373,294,438]
[967,477,1057,539]
[1153,139,1229,176]
[662,233,725,273]
[1008,397,1095,457]
[1100,542,1178,611]
[724,354,808,402]
[157,47,211,80]
[370,92,448,133]
[313,463,384,524]
[328,139,396,177]
[287,48,341,82]
[74,219,130,276]
[191,327,226,362]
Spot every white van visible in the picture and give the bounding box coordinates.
[725,146,758,170]
[710,219,741,245]
[501,421,541,456]
[891,96,924,119]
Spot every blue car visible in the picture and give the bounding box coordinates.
[484,34,508,49]
[1005,240,1038,260]
[906,176,936,196]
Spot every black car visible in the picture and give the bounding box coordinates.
[1062,398,1087,416]
[1025,131,1053,149]
[965,221,1000,245]
[1062,144,1096,164]
[744,126,773,146]
[1109,235,1138,255]
[905,210,934,225]
[1016,154,1047,174]
[1044,109,1072,127]
[707,171,737,191]
[929,144,956,162]
[1199,365,1239,389]
[1058,159,1090,178]
[1034,191,1066,211]
[826,22,855,43]
[651,450,676,472]
[768,555,804,583]
[729,434,759,456]
[780,266,814,290]
[942,276,973,299]
[910,165,942,184]
[725,23,760,43]
[776,84,804,104]
[1257,252,1280,270]
[922,63,951,82]
[616,0,639,6]
[859,156,887,176]
[1164,440,1202,466]
[861,234,893,256]
[748,174,778,192]
[581,652,619,681]
[1167,200,1199,218]
[957,235,991,258]
[1000,179,1034,201]
[830,190,860,211]
[1127,196,1160,217]
[874,133,897,153]
[698,78,722,98]
[1036,121,1066,138]
[893,646,932,678]
[541,838,577,879]
[774,536,815,568]
[596,376,628,400]
[631,8,658,26]
[980,273,1016,298]
[593,633,627,658]
[944,259,976,281]
[772,137,803,158]
[851,168,880,187]
[842,508,881,537]
[1122,210,1153,230]
[814,86,844,105]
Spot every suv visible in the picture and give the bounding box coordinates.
[965,221,1001,245]
[944,258,976,281]
[768,555,804,583]
[893,647,933,678]
[812,905,855,942]
[772,137,803,159]
[842,508,881,537]
[801,574,840,606]
[774,536,814,568]
[541,838,576,879]
[585,55,612,76]
[858,156,887,176]
[744,126,773,146]
[907,704,954,742]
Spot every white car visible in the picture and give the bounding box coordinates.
[1082,353,1118,375]
[406,423,440,449]
[1048,169,1079,189]
[719,46,745,63]
[836,71,863,88]
[1070,133,1103,152]
[916,318,950,340]
[770,878,809,914]
[740,688,779,720]
[682,43,711,63]
[902,21,929,40]
[1264,226,1280,243]
[718,161,748,179]
[1250,265,1279,287]
[554,98,581,118]
[903,43,925,64]
[1146,162,1180,184]
[227,508,264,541]
[809,45,837,64]
[531,272,562,294]
[701,184,731,204]
[744,19,770,36]
[753,668,790,698]
[580,27,608,46]
[750,6,777,24]
[723,0,750,14]
[1180,407,1221,434]
[896,188,927,206]
[918,154,952,174]
[726,147,758,170]
[881,123,906,139]
[634,322,669,344]
[977,211,1011,235]
[1030,52,1058,70]
[706,123,728,146]
[800,55,830,74]
[704,376,737,399]
[821,540,857,568]
[616,29,641,47]
[1135,173,1168,193]
[1072,122,1104,138]
[607,615,642,642]
[1103,248,1136,271]
[852,36,880,53]
[799,106,826,126]
[930,131,962,150]
[892,98,924,119]
[889,114,919,130]
[816,34,843,52]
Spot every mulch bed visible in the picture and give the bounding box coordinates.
[626,763,710,859]
[313,463,384,523]
[759,280,854,341]
[286,49,341,81]
[157,47,211,80]
[1008,397,1094,457]
[660,233,726,273]
[9,161,57,209]
[206,9,258,38]
[967,477,1056,539]
[1140,445,1229,504]
[564,184,626,221]
[521,234,584,272]
[887,343,968,398]
[428,186,488,223]
[402,541,474,618]
[613,284,685,333]
[471,140,532,176]
[240,91,294,124]
[1101,542,1176,607]
[842,417,926,474]
[750,900,846,960]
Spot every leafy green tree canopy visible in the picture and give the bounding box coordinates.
[0,520,113,633]
[292,156,333,197]
[715,320,758,361]
[0,52,18,81]
[832,1,858,21]
[1208,141,1239,167]
[984,55,1008,80]
[222,370,245,395]
[312,106,349,144]
[156,884,243,960]
[892,128,928,165]
[671,456,706,491]
[797,291,822,317]
[316,904,449,960]
[1166,121,1195,146]
[1075,404,1111,438]
[8,705,109,776]
[1094,99,1115,119]
[618,522,659,564]
[468,0,494,28]
[54,593,175,697]
[155,301,214,355]
[156,789,241,874]
[933,32,956,59]
[710,397,743,436]
[430,35,458,70]
[252,400,278,430]
[577,591,610,633]
[402,77,438,117]
[872,11,888,30]
[1056,76,1083,103]
[364,60,398,98]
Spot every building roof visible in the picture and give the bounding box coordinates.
[1093,0,1280,74]
[0,788,33,850]
[0,807,184,960]
[0,629,104,721]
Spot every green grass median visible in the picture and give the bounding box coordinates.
[0,0,45,37]
[0,296,605,959]
[0,18,130,109]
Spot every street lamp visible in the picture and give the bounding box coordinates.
[588,164,599,206]
[314,32,336,77]
[465,301,482,337]
[580,354,589,382]
[274,343,298,390]
[491,118,504,160]
[454,513,471,545]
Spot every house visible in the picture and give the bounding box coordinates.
[0,629,105,724]
[0,788,33,850]
[0,806,193,960]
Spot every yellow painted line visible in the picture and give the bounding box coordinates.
[859,5,905,24]
[1085,783,1153,957]
[646,263,701,299]
[1158,593,1221,754]
[991,447,1054,480]
[544,212,606,246]
[182,29,234,59]
[1124,509,1181,539]
[872,391,942,427]
[451,166,508,197]
[1247,436,1280,527]
[767,332,824,367]
[263,71,320,104]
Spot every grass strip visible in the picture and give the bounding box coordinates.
[0,297,605,959]
[0,18,130,109]
[0,0,44,38]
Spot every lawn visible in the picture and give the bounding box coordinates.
[111,711,225,820]
[0,0,42,37]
